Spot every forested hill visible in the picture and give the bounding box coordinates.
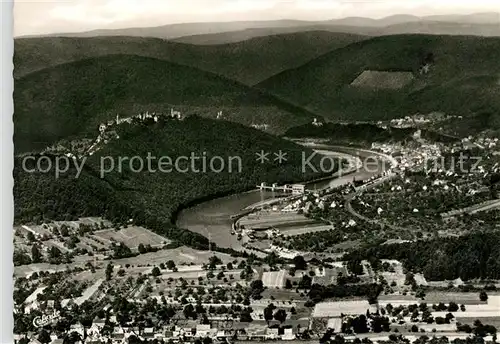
[344,231,500,281]
[14,54,316,153]
[14,116,329,249]
[14,32,365,84]
[258,34,500,132]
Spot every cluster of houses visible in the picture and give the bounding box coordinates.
[386,113,456,129]
[18,321,299,344]
[21,279,105,315]
[461,135,499,150]
[88,109,185,156]
[102,109,185,130]
[34,109,186,159]
[371,142,442,172]
[98,109,185,134]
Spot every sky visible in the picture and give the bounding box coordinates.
[13,0,500,36]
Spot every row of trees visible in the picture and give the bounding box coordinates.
[307,283,383,305]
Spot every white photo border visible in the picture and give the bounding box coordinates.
[1,1,14,343]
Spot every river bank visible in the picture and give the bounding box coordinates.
[176,144,393,250]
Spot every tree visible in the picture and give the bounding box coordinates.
[31,245,43,263]
[371,316,390,333]
[285,279,293,289]
[208,256,222,270]
[435,317,446,325]
[265,252,280,267]
[249,280,264,299]
[333,335,345,344]
[298,275,312,289]
[49,246,61,260]
[293,256,307,270]
[166,260,176,270]
[63,331,83,344]
[13,250,31,266]
[457,324,472,333]
[151,267,161,277]
[367,284,383,304]
[183,304,196,319]
[128,335,142,344]
[138,243,147,254]
[105,262,114,281]
[349,314,369,334]
[448,302,459,312]
[320,329,334,343]
[239,308,253,322]
[38,329,51,344]
[347,259,364,275]
[274,309,287,324]
[479,291,488,302]
[264,304,275,324]
[27,232,36,242]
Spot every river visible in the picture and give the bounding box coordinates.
[176,145,389,250]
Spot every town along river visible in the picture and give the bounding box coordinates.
[175,145,389,250]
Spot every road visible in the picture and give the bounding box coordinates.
[442,199,500,218]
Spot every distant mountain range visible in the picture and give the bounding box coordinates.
[14,54,319,153]
[14,31,500,149]
[13,13,500,150]
[18,12,500,43]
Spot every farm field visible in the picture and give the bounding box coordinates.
[161,269,243,280]
[456,317,500,328]
[312,300,377,317]
[423,292,490,304]
[280,224,333,237]
[350,70,415,90]
[14,261,83,277]
[261,270,287,288]
[91,225,170,249]
[261,288,309,302]
[53,217,113,228]
[238,212,317,229]
[110,246,235,267]
[378,294,420,301]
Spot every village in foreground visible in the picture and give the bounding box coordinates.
[13,113,500,344]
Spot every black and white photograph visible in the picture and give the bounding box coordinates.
[7,1,500,344]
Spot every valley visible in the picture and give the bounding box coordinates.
[10,10,500,344]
